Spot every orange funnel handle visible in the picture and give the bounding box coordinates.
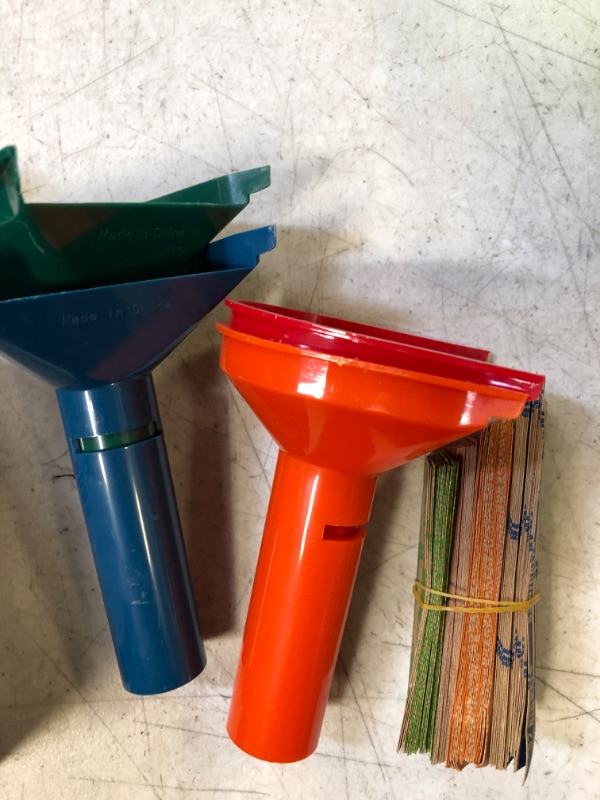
[227,451,377,762]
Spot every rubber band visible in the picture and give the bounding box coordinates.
[412,580,541,614]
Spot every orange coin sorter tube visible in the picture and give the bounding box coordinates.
[217,301,545,763]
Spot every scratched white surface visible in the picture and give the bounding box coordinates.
[0,0,599,798]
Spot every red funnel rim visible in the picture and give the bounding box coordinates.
[225,301,544,400]
[226,300,489,360]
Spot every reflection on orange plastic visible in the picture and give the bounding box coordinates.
[217,303,543,764]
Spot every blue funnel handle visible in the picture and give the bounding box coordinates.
[56,376,206,694]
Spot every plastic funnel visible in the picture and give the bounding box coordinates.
[0,145,270,298]
[0,153,274,696]
[226,301,543,399]
[217,301,544,762]
[0,226,274,694]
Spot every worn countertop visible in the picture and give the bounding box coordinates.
[1,1,599,798]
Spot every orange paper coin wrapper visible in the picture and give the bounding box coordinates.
[217,301,544,763]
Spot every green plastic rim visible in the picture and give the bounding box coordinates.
[76,421,159,453]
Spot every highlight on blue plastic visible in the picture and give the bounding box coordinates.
[0,225,275,695]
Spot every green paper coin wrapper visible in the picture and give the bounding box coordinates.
[0,145,274,694]
[399,391,545,777]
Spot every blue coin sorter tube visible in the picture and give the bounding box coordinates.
[0,145,274,694]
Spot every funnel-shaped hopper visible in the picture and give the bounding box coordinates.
[0,227,276,388]
[217,301,544,762]
[0,226,275,695]
[0,144,270,298]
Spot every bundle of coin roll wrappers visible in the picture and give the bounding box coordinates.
[399,392,545,776]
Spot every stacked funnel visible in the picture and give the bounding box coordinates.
[0,145,274,694]
[218,300,545,762]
